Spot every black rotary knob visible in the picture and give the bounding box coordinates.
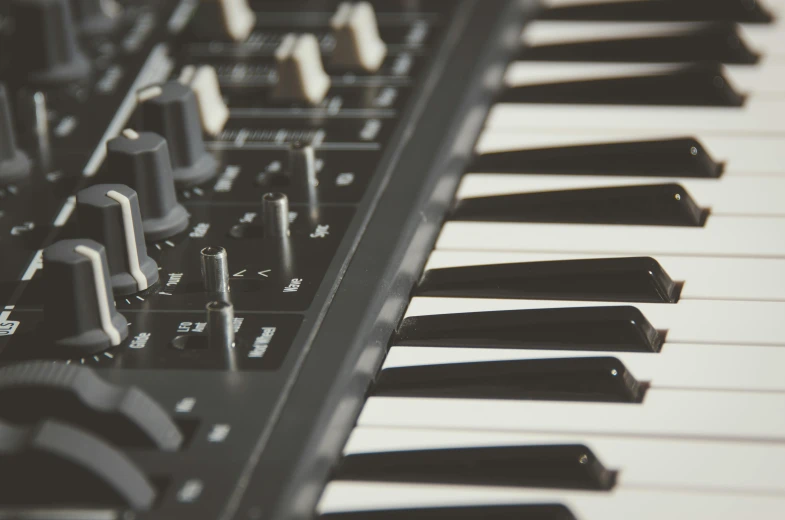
[106,129,190,241]
[0,83,32,185]
[9,0,91,85]
[137,81,218,186]
[71,0,121,35]
[43,239,129,355]
[76,184,159,295]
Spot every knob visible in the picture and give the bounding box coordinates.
[106,129,190,241]
[0,418,156,510]
[179,65,229,137]
[0,361,183,451]
[207,300,235,349]
[71,0,121,35]
[201,246,231,293]
[43,239,129,355]
[0,83,32,185]
[262,192,290,237]
[288,141,318,187]
[137,81,219,186]
[273,34,331,105]
[9,0,91,85]
[330,2,387,72]
[76,184,159,295]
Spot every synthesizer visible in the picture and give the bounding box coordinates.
[0,0,783,519]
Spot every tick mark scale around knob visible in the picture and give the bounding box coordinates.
[9,0,92,85]
[106,129,190,241]
[76,184,159,295]
[43,239,129,354]
[137,81,219,186]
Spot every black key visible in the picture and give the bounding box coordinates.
[334,445,618,491]
[470,138,724,178]
[417,257,681,303]
[499,62,745,106]
[520,23,759,64]
[452,184,707,227]
[374,357,646,403]
[320,505,578,520]
[540,0,774,24]
[396,307,664,353]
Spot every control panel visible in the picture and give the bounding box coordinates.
[0,0,457,517]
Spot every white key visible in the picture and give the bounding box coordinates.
[358,390,785,440]
[345,427,785,493]
[486,99,785,135]
[425,251,785,302]
[505,61,785,95]
[405,297,785,346]
[383,344,785,392]
[522,20,785,56]
[437,217,785,258]
[476,130,785,176]
[320,481,785,519]
[457,174,785,216]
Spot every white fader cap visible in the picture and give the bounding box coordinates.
[273,34,331,105]
[179,65,230,136]
[213,0,256,42]
[330,2,387,72]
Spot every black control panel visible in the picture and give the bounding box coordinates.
[0,0,523,518]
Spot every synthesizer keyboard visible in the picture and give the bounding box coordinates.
[0,0,782,519]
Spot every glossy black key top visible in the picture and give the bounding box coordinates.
[396,307,664,353]
[321,505,578,520]
[374,357,646,403]
[417,257,681,303]
[452,184,707,227]
[499,62,745,106]
[540,0,774,24]
[334,445,618,491]
[520,23,759,64]
[470,138,724,178]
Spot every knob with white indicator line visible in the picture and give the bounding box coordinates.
[43,239,129,355]
[137,82,219,186]
[179,65,230,137]
[9,0,91,85]
[330,2,387,72]
[76,184,159,295]
[273,34,331,106]
[0,83,32,185]
[106,129,190,241]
